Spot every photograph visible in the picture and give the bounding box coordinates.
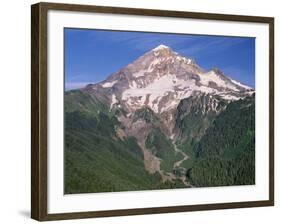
[64,28,256,194]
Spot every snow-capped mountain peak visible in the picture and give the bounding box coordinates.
[86,45,253,114]
[152,44,170,51]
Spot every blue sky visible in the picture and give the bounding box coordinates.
[65,28,255,90]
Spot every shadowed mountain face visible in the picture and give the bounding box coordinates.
[64,45,255,194]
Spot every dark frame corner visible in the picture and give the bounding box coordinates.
[31,2,274,221]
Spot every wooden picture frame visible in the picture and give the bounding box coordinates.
[31,2,274,221]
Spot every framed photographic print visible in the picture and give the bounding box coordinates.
[31,2,274,221]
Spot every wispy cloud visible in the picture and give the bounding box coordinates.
[87,30,247,55]
[177,38,247,58]
[65,82,92,91]
[87,30,197,52]
[65,72,104,83]
[68,28,249,58]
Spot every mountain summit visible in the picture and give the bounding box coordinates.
[152,44,170,51]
